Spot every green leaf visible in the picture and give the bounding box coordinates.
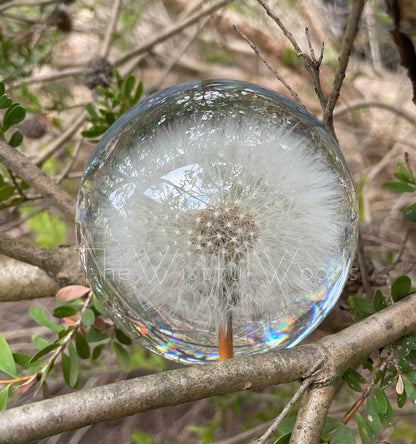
[124,75,135,97]
[403,377,416,404]
[395,162,414,183]
[330,423,355,444]
[133,81,143,103]
[348,295,375,320]
[273,433,291,444]
[81,308,95,327]
[391,275,411,302]
[404,203,416,223]
[0,385,10,411]
[30,342,61,364]
[13,352,32,367]
[81,126,108,138]
[372,289,389,312]
[366,396,381,435]
[382,181,415,193]
[75,332,90,359]
[0,94,12,109]
[404,370,416,385]
[0,83,5,96]
[3,104,26,131]
[85,329,108,342]
[0,333,17,378]
[92,343,106,360]
[322,417,341,435]
[104,111,115,125]
[32,334,49,351]
[0,185,15,201]
[8,130,23,148]
[115,70,123,89]
[53,306,78,318]
[62,342,78,388]
[85,103,99,120]
[278,416,296,435]
[397,391,407,408]
[343,368,366,392]
[371,386,388,414]
[356,412,376,444]
[131,428,157,444]
[379,396,394,427]
[20,179,30,190]
[112,341,131,372]
[115,328,132,345]
[30,306,63,333]
[26,211,66,249]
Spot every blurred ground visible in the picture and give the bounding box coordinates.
[2,0,416,443]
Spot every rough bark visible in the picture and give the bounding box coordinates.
[1,293,416,443]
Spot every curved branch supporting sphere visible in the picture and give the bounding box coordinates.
[1,294,416,444]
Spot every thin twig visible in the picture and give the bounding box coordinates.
[233,25,304,106]
[0,12,43,24]
[99,0,122,59]
[323,0,365,138]
[0,141,76,220]
[343,352,391,425]
[34,111,86,167]
[17,291,93,393]
[114,0,231,67]
[149,16,210,92]
[357,230,373,300]
[0,0,59,12]
[253,377,314,444]
[56,137,84,184]
[333,100,416,127]
[10,68,84,90]
[255,0,326,110]
[256,0,302,55]
[212,420,272,444]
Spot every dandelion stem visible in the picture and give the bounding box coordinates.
[218,312,233,360]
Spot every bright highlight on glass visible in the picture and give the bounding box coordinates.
[76,80,358,364]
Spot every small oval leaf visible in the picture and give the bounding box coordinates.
[391,275,411,302]
[0,185,15,202]
[53,306,78,318]
[57,285,90,302]
[383,181,415,193]
[8,130,23,148]
[3,104,26,131]
[0,385,10,411]
[0,334,17,378]
[75,332,90,359]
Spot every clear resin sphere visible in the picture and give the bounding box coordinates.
[76,79,358,364]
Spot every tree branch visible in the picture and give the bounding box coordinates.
[1,293,416,443]
[289,383,339,444]
[34,111,87,167]
[114,0,231,67]
[333,100,416,127]
[0,141,76,220]
[233,24,304,107]
[0,260,60,301]
[322,0,365,137]
[99,0,122,59]
[0,234,84,292]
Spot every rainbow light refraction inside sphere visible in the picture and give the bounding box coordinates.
[76,80,358,364]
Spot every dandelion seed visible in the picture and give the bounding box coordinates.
[77,80,358,364]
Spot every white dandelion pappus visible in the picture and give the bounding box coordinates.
[77,80,358,364]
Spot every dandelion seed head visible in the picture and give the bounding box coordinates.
[77,79,358,364]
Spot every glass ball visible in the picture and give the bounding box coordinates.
[76,79,358,364]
